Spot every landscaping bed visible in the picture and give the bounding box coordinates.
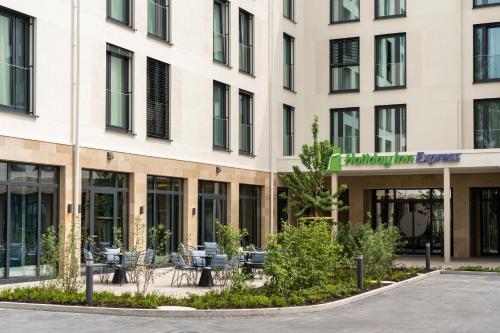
[455,266,500,273]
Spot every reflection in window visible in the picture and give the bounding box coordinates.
[376,0,405,18]
[474,99,500,149]
[330,108,360,153]
[376,34,406,89]
[330,0,359,23]
[376,105,406,152]
[474,23,500,82]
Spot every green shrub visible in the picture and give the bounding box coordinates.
[265,220,342,295]
[337,222,404,280]
[456,266,500,273]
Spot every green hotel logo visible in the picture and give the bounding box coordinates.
[328,147,342,172]
[344,152,415,168]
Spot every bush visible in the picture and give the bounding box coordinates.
[337,222,404,280]
[264,220,342,295]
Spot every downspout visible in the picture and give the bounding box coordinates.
[268,0,275,236]
[457,0,462,149]
[71,0,81,237]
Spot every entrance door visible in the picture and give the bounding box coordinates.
[92,192,115,250]
[198,196,226,244]
[480,189,500,255]
[395,200,431,254]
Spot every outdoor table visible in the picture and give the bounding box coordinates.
[110,253,128,285]
[197,255,214,287]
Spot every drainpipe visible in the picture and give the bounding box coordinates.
[457,0,462,149]
[71,0,81,237]
[268,1,275,236]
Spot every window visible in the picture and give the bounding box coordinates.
[330,0,360,24]
[375,105,406,152]
[148,0,170,41]
[239,9,254,74]
[0,7,32,114]
[283,0,294,21]
[283,104,294,156]
[330,38,360,92]
[474,0,500,8]
[375,0,406,18]
[0,162,58,280]
[198,181,227,244]
[147,57,169,140]
[375,33,406,89]
[240,185,261,248]
[107,0,132,26]
[147,176,183,254]
[283,34,295,90]
[330,108,360,153]
[474,99,500,149]
[214,0,230,65]
[213,81,230,150]
[106,44,133,132]
[239,90,254,155]
[474,23,500,82]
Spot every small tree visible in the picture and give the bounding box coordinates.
[280,115,347,220]
[148,224,172,256]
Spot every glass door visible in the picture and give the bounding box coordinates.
[92,192,115,250]
[481,191,499,255]
[198,196,226,245]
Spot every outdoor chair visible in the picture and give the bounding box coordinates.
[170,253,197,287]
[245,251,266,279]
[178,243,197,262]
[209,254,228,286]
[190,250,206,280]
[121,251,139,282]
[83,249,111,283]
[203,242,219,256]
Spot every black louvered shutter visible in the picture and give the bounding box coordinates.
[147,57,169,139]
[331,38,359,67]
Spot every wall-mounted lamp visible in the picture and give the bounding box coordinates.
[139,206,144,215]
[192,207,196,216]
[107,151,115,161]
[67,204,73,214]
[216,166,222,175]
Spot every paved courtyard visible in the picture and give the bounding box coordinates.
[1,273,500,333]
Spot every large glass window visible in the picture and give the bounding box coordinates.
[198,181,227,245]
[240,185,261,248]
[283,34,295,90]
[330,108,360,153]
[474,23,500,82]
[474,99,500,149]
[148,0,170,41]
[0,8,32,113]
[283,0,294,20]
[106,44,133,132]
[283,104,294,156]
[375,0,405,18]
[147,57,170,140]
[375,33,406,89]
[239,9,254,74]
[81,170,128,253]
[213,81,230,150]
[330,38,360,92]
[375,105,406,152]
[330,0,360,24]
[474,0,500,7]
[107,0,132,26]
[239,90,254,155]
[147,176,183,254]
[0,162,58,280]
[214,0,229,64]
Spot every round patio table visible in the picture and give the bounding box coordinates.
[197,255,214,287]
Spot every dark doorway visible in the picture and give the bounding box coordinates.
[198,181,227,244]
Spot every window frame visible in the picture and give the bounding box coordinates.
[374,32,407,90]
[283,0,295,22]
[374,104,407,152]
[106,44,134,133]
[283,33,295,91]
[473,22,500,83]
[239,89,254,156]
[146,57,170,140]
[474,98,500,149]
[213,81,231,151]
[473,0,500,8]
[239,8,254,75]
[374,0,406,20]
[106,0,134,28]
[0,6,34,115]
[330,37,360,93]
[330,0,360,25]
[283,104,295,156]
[147,0,171,42]
[330,107,360,154]
[213,0,230,66]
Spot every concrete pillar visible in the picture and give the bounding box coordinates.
[228,181,239,231]
[331,173,339,233]
[184,178,198,248]
[444,167,452,265]
[130,172,147,251]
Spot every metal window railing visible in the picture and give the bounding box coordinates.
[376,62,406,88]
[106,89,131,130]
[376,133,406,152]
[214,115,229,148]
[474,54,500,81]
[0,62,31,111]
[239,123,253,154]
[330,136,360,154]
[331,66,360,91]
[214,31,229,64]
[475,129,500,149]
[239,43,253,73]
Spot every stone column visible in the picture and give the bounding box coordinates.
[184,178,198,248]
[130,172,147,251]
[443,167,451,264]
[228,181,239,230]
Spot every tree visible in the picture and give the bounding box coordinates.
[280,115,347,219]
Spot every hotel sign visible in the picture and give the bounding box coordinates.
[329,150,461,172]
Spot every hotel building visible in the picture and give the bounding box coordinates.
[0,0,499,281]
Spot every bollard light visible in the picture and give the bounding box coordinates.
[425,242,431,272]
[356,254,363,290]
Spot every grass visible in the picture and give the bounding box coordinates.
[0,267,426,310]
[456,266,500,273]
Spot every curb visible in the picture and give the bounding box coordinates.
[441,270,500,277]
[0,270,441,318]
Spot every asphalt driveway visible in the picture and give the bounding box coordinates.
[1,273,500,333]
